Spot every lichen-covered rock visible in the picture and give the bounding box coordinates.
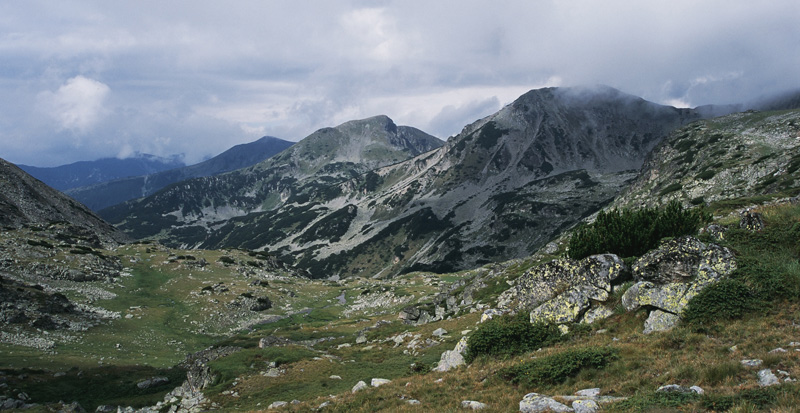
[461,400,487,410]
[519,393,573,412]
[581,306,614,325]
[530,284,605,325]
[740,210,764,231]
[758,369,780,387]
[501,254,627,311]
[621,237,736,332]
[643,310,680,334]
[572,399,599,413]
[633,236,735,284]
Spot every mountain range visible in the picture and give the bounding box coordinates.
[63,136,294,211]
[103,86,710,278]
[19,153,185,191]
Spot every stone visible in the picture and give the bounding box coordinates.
[432,328,448,337]
[499,254,627,312]
[581,306,614,325]
[407,399,421,405]
[690,386,705,395]
[657,384,692,393]
[769,347,787,354]
[434,336,468,372]
[329,375,342,380]
[356,333,367,344]
[268,401,287,409]
[461,400,487,410]
[371,378,391,387]
[352,381,368,393]
[480,308,505,322]
[758,369,780,387]
[95,405,116,413]
[519,393,573,412]
[530,284,605,325]
[136,376,169,389]
[572,399,599,413]
[318,401,331,409]
[741,359,763,367]
[632,236,735,284]
[739,210,764,231]
[575,388,600,397]
[643,310,680,334]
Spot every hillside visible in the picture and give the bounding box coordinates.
[65,136,295,211]
[19,154,185,191]
[106,86,704,279]
[0,158,128,246]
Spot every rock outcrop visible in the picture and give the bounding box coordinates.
[622,236,736,333]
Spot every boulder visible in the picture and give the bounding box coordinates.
[572,399,599,413]
[432,328,448,337]
[371,378,391,387]
[758,369,780,387]
[352,380,368,393]
[501,254,627,311]
[643,310,680,334]
[434,336,468,372]
[581,306,614,325]
[621,237,736,332]
[530,285,602,325]
[739,210,764,231]
[519,393,573,412]
[461,400,487,409]
[267,401,287,409]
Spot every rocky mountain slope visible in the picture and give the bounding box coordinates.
[101,116,443,250]
[19,153,185,191]
[0,158,128,246]
[65,136,295,211]
[105,86,704,279]
[612,108,800,209]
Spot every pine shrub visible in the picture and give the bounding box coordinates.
[464,313,561,363]
[568,201,708,259]
[499,347,618,387]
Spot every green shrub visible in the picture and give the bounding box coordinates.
[568,201,708,259]
[499,347,618,387]
[659,183,683,195]
[218,256,235,264]
[464,313,561,363]
[682,279,758,328]
[611,391,700,411]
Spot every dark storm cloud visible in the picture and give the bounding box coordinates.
[0,0,798,166]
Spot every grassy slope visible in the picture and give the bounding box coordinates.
[1,199,798,412]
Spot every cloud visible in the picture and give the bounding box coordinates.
[1,1,799,167]
[37,75,110,133]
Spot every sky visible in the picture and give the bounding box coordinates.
[1,1,799,167]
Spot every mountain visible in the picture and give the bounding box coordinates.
[101,116,442,244]
[0,158,128,245]
[64,136,295,211]
[18,153,184,191]
[612,108,800,209]
[104,86,703,278]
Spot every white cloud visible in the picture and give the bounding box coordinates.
[38,75,110,133]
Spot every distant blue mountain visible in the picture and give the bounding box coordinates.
[65,136,294,211]
[19,154,185,191]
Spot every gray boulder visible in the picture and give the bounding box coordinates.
[519,393,573,412]
[572,399,599,413]
[434,336,468,372]
[643,309,681,334]
[758,369,780,387]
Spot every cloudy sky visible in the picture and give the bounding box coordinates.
[2,1,799,166]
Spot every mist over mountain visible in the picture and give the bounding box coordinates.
[18,154,185,191]
[65,136,294,211]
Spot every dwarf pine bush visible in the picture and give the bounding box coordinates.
[464,313,561,363]
[568,201,708,259]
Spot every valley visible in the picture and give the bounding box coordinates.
[1,86,799,412]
